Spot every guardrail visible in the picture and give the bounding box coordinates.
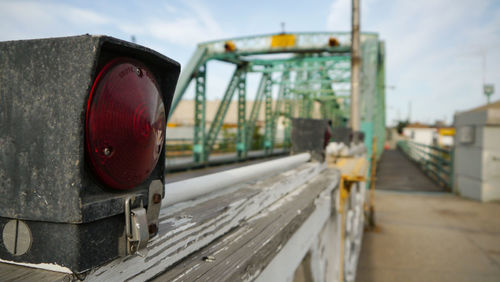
[165,137,288,158]
[1,153,367,282]
[84,155,367,282]
[397,140,454,189]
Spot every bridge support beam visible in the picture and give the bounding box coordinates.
[193,64,206,163]
[246,72,269,150]
[204,67,243,159]
[264,75,273,155]
[236,71,247,159]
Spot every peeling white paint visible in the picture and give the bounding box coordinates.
[85,162,324,282]
[0,258,72,274]
[255,177,334,282]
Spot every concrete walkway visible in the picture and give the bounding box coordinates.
[356,191,500,282]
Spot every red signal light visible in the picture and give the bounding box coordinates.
[86,58,165,190]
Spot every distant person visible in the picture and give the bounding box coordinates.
[324,120,332,149]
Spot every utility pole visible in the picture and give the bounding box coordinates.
[350,0,361,136]
[482,52,495,104]
[408,100,412,123]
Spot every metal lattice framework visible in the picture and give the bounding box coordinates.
[168,32,386,164]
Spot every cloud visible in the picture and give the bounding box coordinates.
[326,0,351,31]
[326,0,500,125]
[116,0,227,46]
[2,0,499,125]
[327,0,374,31]
[0,1,111,40]
[0,0,227,47]
[64,8,111,26]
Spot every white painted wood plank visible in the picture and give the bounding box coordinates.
[85,162,324,281]
[255,172,337,282]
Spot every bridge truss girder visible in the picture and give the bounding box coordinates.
[168,32,386,164]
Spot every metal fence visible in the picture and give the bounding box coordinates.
[397,140,454,189]
[165,137,288,158]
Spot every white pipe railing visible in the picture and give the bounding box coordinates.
[163,153,311,206]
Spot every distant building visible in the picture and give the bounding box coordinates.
[402,123,435,145]
[166,99,324,140]
[402,123,454,147]
[168,99,324,126]
[453,100,500,202]
[436,127,455,147]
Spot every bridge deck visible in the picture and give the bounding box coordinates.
[356,190,500,282]
[357,149,500,281]
[375,149,444,192]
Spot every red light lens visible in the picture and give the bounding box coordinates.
[86,58,165,190]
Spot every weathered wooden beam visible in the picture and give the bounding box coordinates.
[85,162,326,281]
[0,164,348,282]
[153,168,340,281]
[0,263,67,282]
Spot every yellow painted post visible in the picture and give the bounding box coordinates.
[331,157,368,281]
[339,177,352,282]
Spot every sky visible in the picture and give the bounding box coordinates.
[1,0,499,126]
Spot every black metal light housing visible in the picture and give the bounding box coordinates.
[0,35,180,272]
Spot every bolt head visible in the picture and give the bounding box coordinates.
[148,224,158,234]
[152,193,162,204]
[103,147,112,156]
[203,255,216,262]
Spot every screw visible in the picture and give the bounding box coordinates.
[103,147,112,156]
[152,193,162,204]
[203,255,216,262]
[148,224,158,234]
[136,67,142,77]
[2,220,32,256]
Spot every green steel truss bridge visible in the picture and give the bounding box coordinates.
[168,32,386,164]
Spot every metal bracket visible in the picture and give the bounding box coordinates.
[146,180,163,238]
[125,198,149,256]
[124,180,164,256]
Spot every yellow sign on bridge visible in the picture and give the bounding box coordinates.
[271,34,296,48]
